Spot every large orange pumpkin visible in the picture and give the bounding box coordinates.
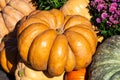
[17,9,98,76]
[0,0,36,43]
[0,30,19,74]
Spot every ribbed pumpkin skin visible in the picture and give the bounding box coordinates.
[88,35,120,80]
[0,0,10,11]
[0,0,36,44]
[17,9,97,76]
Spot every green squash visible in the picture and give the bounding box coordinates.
[88,35,120,80]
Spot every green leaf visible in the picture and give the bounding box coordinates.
[101,30,107,36]
[34,0,67,10]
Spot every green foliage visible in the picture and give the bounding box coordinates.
[88,0,120,39]
[34,0,67,10]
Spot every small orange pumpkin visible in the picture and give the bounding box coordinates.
[17,9,98,76]
[65,68,86,80]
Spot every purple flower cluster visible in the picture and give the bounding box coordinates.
[89,0,120,27]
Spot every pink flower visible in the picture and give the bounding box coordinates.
[109,3,117,13]
[109,6,116,13]
[111,0,120,2]
[111,0,117,2]
[109,16,119,24]
[96,18,101,23]
[111,3,118,7]
[94,0,103,3]
[109,15,114,22]
[97,4,105,11]
[117,10,120,15]
[117,0,120,2]
[89,0,120,38]
[113,20,119,24]
[101,12,108,19]
[113,14,118,18]
[90,1,96,7]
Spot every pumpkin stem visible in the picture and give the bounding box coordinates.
[56,28,64,34]
[18,68,25,77]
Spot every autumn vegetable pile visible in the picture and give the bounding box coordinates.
[0,0,119,80]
